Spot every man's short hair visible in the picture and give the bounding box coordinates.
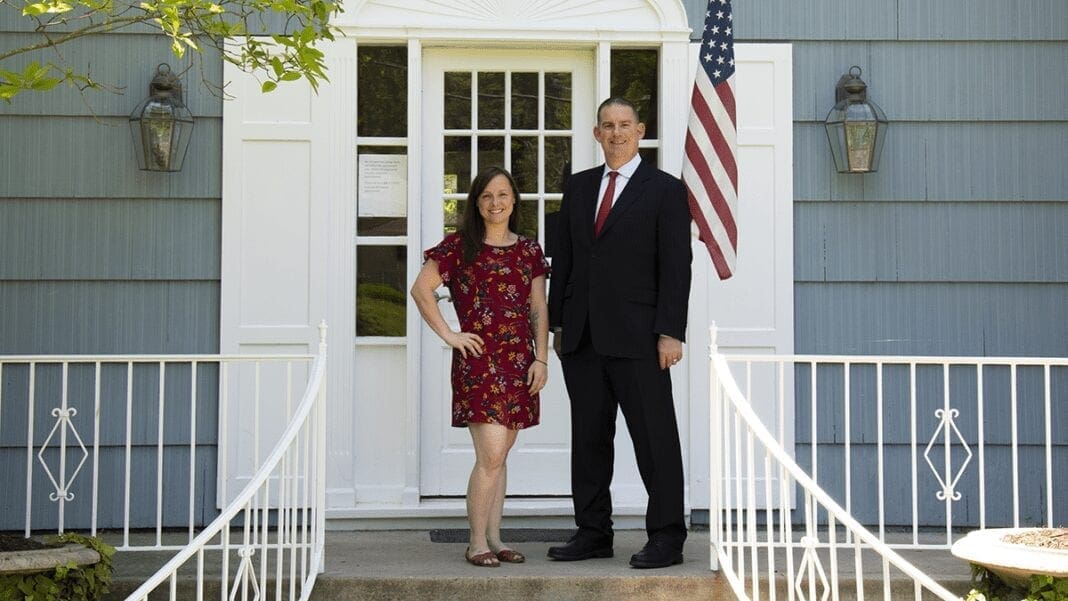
[596,97,641,124]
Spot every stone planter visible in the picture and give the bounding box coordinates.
[0,543,101,576]
[951,527,1068,589]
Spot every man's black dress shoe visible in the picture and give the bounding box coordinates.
[629,539,683,569]
[546,534,613,561]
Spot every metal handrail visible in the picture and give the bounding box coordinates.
[709,326,961,600]
[124,323,328,600]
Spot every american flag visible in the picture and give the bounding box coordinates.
[682,0,738,280]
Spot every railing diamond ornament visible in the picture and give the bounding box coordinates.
[36,407,90,502]
[793,536,830,601]
[228,546,262,601]
[923,408,973,501]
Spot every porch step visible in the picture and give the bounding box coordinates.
[311,574,727,601]
[310,529,725,601]
[103,529,974,600]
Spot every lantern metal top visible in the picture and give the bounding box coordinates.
[835,65,868,104]
[146,63,185,105]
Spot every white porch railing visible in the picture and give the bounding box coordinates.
[125,325,328,600]
[708,326,1067,600]
[0,324,328,599]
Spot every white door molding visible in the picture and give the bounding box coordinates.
[339,0,690,38]
[686,42,795,511]
[220,39,358,508]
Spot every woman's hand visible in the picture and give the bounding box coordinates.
[527,360,548,394]
[445,330,484,359]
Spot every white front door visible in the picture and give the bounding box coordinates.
[419,48,595,496]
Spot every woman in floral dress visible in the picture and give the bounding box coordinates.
[411,166,550,567]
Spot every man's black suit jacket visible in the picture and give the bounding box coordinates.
[548,160,692,359]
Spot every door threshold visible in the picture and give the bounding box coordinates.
[326,498,651,530]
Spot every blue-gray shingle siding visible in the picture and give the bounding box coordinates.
[0,21,222,529]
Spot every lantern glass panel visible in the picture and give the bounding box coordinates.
[825,120,848,173]
[129,96,193,172]
[844,121,876,172]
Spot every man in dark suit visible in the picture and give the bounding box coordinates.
[547,97,692,569]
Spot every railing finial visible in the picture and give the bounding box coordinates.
[318,319,328,345]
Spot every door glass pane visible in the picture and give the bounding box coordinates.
[357,46,407,137]
[511,72,538,130]
[356,246,407,337]
[443,198,463,235]
[477,72,505,129]
[510,136,538,194]
[638,148,658,166]
[544,198,562,258]
[544,137,572,194]
[611,49,658,139]
[357,146,407,236]
[477,136,504,172]
[444,72,472,130]
[544,72,572,130]
[516,197,539,240]
[444,137,471,194]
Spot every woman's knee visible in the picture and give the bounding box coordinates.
[474,445,509,472]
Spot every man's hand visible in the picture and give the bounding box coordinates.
[552,330,563,356]
[658,335,683,370]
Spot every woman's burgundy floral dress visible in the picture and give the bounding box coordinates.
[424,233,549,430]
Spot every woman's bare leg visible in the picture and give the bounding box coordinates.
[467,423,518,556]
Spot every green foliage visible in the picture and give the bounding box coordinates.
[966,564,1068,601]
[0,533,115,601]
[0,0,343,100]
[356,283,406,337]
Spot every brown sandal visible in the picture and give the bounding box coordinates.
[465,547,500,567]
[495,548,525,563]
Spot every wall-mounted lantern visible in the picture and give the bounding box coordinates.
[824,66,888,174]
[129,63,194,172]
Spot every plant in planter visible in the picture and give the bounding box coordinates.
[0,533,115,601]
[954,528,1068,601]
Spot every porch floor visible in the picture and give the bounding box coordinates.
[103,528,977,600]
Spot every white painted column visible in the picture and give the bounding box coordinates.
[322,39,359,509]
[403,37,424,507]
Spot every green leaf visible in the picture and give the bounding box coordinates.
[261,80,277,93]
[29,77,60,91]
[22,3,48,15]
[280,70,301,81]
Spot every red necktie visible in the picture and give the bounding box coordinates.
[594,171,619,237]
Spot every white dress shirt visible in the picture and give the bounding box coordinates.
[594,154,642,219]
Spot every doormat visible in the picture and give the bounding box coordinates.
[429,528,574,543]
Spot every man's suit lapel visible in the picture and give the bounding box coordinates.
[579,168,601,241]
[598,160,652,238]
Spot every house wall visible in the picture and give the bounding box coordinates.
[691,0,1068,525]
[1,1,1065,529]
[0,24,224,528]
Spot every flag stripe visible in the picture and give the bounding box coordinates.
[689,86,738,195]
[684,132,736,247]
[686,89,738,235]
